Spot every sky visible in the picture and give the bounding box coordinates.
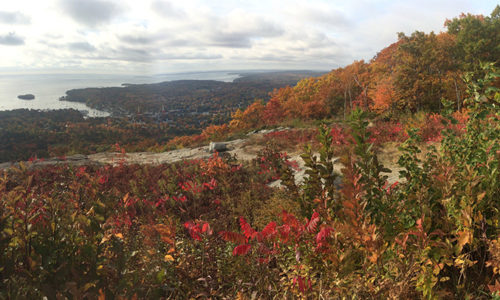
[0,0,497,75]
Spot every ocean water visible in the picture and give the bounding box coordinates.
[0,71,241,117]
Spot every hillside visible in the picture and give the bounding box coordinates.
[160,8,499,150]
[60,70,326,120]
[0,7,499,299]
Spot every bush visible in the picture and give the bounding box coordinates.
[1,66,498,298]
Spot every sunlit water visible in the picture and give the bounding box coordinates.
[0,71,241,117]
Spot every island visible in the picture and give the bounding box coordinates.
[17,94,35,100]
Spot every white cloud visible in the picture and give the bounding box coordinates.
[0,0,498,74]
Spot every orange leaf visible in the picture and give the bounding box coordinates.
[219,231,247,244]
[164,254,174,262]
[457,230,472,249]
[122,193,129,203]
[488,280,500,293]
[98,289,105,300]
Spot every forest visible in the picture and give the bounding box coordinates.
[60,71,325,118]
[0,7,499,299]
[0,109,197,163]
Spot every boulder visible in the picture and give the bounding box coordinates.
[209,142,228,153]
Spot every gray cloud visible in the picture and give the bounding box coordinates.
[157,52,223,60]
[208,18,284,48]
[151,0,185,18]
[88,46,165,63]
[119,33,194,47]
[119,33,158,45]
[68,42,96,52]
[164,38,194,47]
[59,0,123,27]
[116,47,151,62]
[0,32,25,46]
[249,54,296,62]
[299,7,350,28]
[210,32,252,48]
[86,45,222,63]
[0,11,31,24]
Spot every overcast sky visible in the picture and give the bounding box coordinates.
[0,0,497,75]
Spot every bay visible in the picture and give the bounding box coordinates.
[0,71,241,117]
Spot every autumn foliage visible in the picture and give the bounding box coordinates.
[1,66,498,298]
[162,8,499,150]
[1,8,499,299]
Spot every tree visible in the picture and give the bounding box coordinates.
[394,31,457,112]
[445,6,500,72]
[350,60,372,109]
[229,100,265,130]
[370,77,396,113]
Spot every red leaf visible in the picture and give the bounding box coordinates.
[239,217,256,240]
[261,221,277,239]
[298,276,306,293]
[279,225,291,242]
[233,244,252,256]
[190,231,202,241]
[306,211,320,233]
[281,211,300,230]
[184,221,202,241]
[201,223,212,235]
[183,221,194,229]
[316,226,334,245]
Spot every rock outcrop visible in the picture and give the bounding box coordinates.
[0,130,402,185]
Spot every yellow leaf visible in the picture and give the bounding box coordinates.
[457,230,472,249]
[164,255,174,262]
[123,193,129,203]
[477,192,486,201]
[114,233,123,239]
[83,283,95,292]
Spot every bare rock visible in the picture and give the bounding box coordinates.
[209,142,228,153]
